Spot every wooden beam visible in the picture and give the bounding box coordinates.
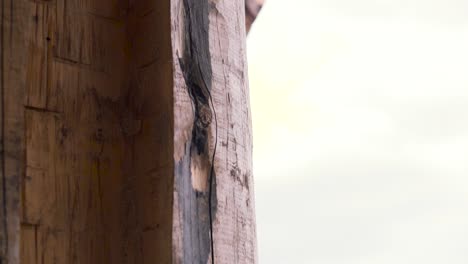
[172,0,257,262]
[1,1,29,263]
[1,0,256,263]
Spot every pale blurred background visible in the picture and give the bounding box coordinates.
[247,0,468,263]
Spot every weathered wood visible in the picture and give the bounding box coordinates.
[1,1,29,263]
[2,0,256,263]
[172,0,257,263]
[19,0,175,263]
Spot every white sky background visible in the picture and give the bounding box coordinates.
[247,0,468,263]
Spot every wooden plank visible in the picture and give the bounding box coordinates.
[3,0,256,263]
[1,0,31,263]
[19,224,37,264]
[20,0,174,263]
[171,0,258,263]
[119,1,174,263]
[23,0,128,261]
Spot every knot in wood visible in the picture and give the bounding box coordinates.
[197,104,212,128]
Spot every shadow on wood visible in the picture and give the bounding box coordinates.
[1,0,257,263]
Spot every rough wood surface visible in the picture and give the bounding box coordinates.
[16,0,174,263]
[172,0,257,263]
[1,1,29,263]
[2,0,256,263]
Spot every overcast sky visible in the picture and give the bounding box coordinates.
[247,0,468,263]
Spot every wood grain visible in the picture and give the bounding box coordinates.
[18,0,174,263]
[1,0,29,263]
[172,0,258,263]
[2,0,256,263]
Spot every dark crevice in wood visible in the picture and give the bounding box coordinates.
[177,0,219,263]
[24,105,61,115]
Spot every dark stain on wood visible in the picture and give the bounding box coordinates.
[179,0,213,155]
[176,143,218,264]
[177,0,218,262]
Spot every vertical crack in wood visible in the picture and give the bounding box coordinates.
[179,0,213,155]
[177,0,218,262]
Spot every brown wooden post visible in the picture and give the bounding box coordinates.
[0,1,29,263]
[1,0,256,263]
[171,0,257,263]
